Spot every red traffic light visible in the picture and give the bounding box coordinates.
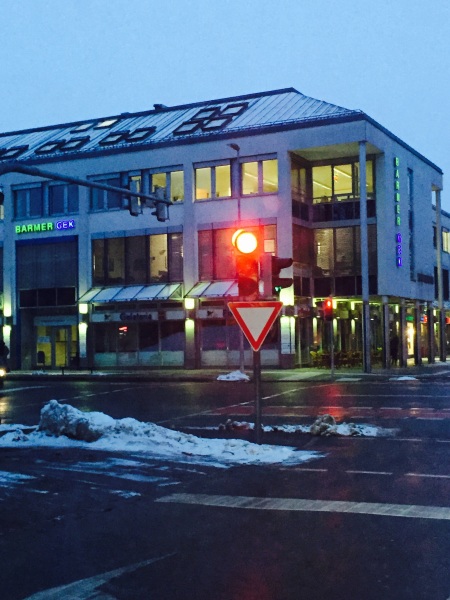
[232,229,259,298]
[323,297,334,321]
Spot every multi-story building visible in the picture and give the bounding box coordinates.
[0,87,444,371]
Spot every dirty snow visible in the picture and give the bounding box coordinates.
[217,370,250,382]
[0,400,319,467]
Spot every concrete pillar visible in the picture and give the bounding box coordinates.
[427,303,435,363]
[359,141,371,372]
[382,296,390,368]
[414,301,422,365]
[435,189,446,362]
[399,301,407,367]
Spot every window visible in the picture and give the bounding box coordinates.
[313,225,377,290]
[173,102,249,136]
[49,184,79,215]
[35,140,64,154]
[151,169,184,202]
[92,233,183,286]
[442,229,450,253]
[0,145,28,159]
[71,122,94,133]
[198,225,276,281]
[312,160,374,203]
[90,176,122,211]
[126,127,156,142]
[14,186,43,218]
[16,239,78,290]
[60,137,89,151]
[95,118,119,129]
[241,159,278,195]
[195,164,231,200]
[99,131,128,145]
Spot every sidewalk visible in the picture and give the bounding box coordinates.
[5,359,450,383]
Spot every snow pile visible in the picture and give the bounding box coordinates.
[0,400,320,467]
[217,416,394,437]
[217,370,250,382]
[389,376,418,381]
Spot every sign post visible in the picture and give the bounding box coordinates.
[228,301,283,443]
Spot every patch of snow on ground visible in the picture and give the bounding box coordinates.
[0,400,319,467]
[389,376,418,381]
[217,370,250,382]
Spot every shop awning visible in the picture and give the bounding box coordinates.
[186,280,239,298]
[79,283,182,303]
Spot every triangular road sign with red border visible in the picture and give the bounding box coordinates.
[228,301,283,352]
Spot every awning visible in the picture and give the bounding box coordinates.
[79,283,182,303]
[186,280,239,298]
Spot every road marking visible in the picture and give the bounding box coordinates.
[262,388,303,400]
[23,553,176,599]
[157,493,450,521]
[3,386,48,393]
[406,473,450,480]
[346,470,393,476]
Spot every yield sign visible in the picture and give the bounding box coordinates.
[228,301,283,352]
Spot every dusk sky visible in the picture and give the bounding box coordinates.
[1,0,449,206]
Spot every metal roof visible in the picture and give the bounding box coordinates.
[0,88,361,163]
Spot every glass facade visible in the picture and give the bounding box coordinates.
[92,233,183,286]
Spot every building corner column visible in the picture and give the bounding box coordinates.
[359,141,371,372]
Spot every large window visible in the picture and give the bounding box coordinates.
[14,186,43,218]
[90,176,122,211]
[313,225,377,296]
[17,238,78,307]
[151,169,184,202]
[241,159,278,195]
[13,183,79,219]
[312,160,374,203]
[49,184,79,215]
[195,164,231,200]
[92,233,183,286]
[198,225,276,280]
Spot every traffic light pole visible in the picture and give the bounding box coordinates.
[253,349,262,444]
[330,320,335,378]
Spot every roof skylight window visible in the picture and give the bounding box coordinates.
[202,117,232,131]
[95,118,119,129]
[221,102,248,117]
[0,145,28,159]
[126,127,156,142]
[173,121,201,135]
[60,137,90,151]
[35,140,65,154]
[71,122,94,133]
[99,131,128,145]
[191,107,220,121]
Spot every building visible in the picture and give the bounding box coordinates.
[0,87,445,371]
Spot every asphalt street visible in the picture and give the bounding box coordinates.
[0,372,449,599]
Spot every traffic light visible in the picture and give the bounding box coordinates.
[323,297,334,321]
[261,255,293,297]
[151,186,169,222]
[128,177,142,216]
[232,229,259,298]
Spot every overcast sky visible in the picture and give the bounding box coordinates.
[1,0,449,207]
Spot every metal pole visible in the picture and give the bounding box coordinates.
[228,144,245,372]
[253,350,262,444]
[330,319,335,378]
[0,161,171,206]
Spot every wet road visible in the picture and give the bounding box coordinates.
[0,376,449,599]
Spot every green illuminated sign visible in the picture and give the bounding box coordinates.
[15,219,75,235]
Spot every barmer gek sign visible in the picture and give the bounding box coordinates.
[15,220,76,234]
